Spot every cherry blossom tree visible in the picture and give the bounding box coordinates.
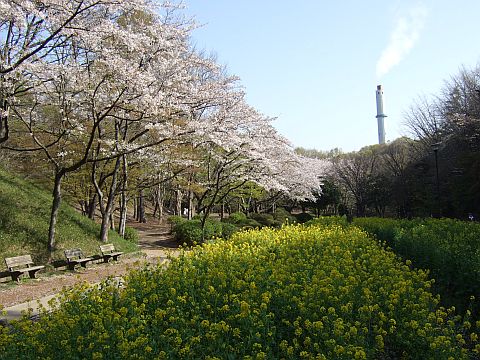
[2,0,198,251]
[187,90,326,229]
[0,0,158,144]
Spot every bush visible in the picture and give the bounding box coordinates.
[223,212,262,229]
[167,215,186,228]
[273,208,295,225]
[123,226,139,244]
[1,225,477,359]
[248,213,276,227]
[305,215,349,228]
[220,222,238,239]
[203,219,223,240]
[173,219,204,245]
[173,218,225,246]
[225,211,247,224]
[294,212,314,224]
[239,218,262,229]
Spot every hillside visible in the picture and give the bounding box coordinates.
[0,167,137,267]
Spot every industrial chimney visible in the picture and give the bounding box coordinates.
[375,85,386,144]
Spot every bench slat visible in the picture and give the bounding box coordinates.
[5,255,34,270]
[100,244,115,253]
[64,249,85,260]
[16,265,45,273]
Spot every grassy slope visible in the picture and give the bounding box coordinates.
[0,167,137,266]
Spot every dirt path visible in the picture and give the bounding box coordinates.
[0,220,179,309]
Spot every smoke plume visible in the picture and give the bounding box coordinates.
[376,5,428,78]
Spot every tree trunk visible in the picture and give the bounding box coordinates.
[153,180,163,220]
[176,189,182,216]
[48,172,63,254]
[118,195,127,237]
[138,189,146,223]
[158,183,163,220]
[88,193,97,219]
[0,97,9,144]
[79,200,87,216]
[118,154,128,237]
[187,190,193,220]
[91,162,105,217]
[133,196,137,219]
[100,157,121,242]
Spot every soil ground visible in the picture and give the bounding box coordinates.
[0,219,179,309]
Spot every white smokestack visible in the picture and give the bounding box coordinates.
[375,85,386,144]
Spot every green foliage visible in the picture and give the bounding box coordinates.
[220,222,239,239]
[353,217,480,316]
[248,213,277,227]
[1,225,477,359]
[123,226,139,244]
[225,211,247,224]
[294,212,314,224]
[173,218,234,246]
[167,215,186,227]
[305,215,349,228]
[203,219,224,240]
[241,218,263,229]
[0,167,137,266]
[273,208,296,225]
[223,212,262,229]
[173,219,203,245]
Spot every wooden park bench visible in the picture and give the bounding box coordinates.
[100,244,123,263]
[4,255,45,282]
[64,248,93,270]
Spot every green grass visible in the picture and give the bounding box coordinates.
[0,167,138,267]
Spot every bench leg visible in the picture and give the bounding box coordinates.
[10,273,21,283]
[103,256,110,263]
[28,270,39,279]
[67,263,76,271]
[80,262,87,268]
[112,255,119,261]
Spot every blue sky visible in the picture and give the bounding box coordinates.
[184,1,480,152]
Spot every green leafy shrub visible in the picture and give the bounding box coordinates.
[305,215,349,228]
[223,212,262,229]
[123,226,139,244]
[173,218,225,245]
[294,212,314,224]
[239,218,262,229]
[167,215,186,228]
[224,211,247,224]
[220,222,238,239]
[1,225,477,359]
[203,218,224,240]
[273,208,295,225]
[248,213,276,227]
[173,219,204,245]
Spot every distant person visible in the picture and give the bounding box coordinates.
[468,213,474,221]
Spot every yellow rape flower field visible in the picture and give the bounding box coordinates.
[1,225,479,359]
